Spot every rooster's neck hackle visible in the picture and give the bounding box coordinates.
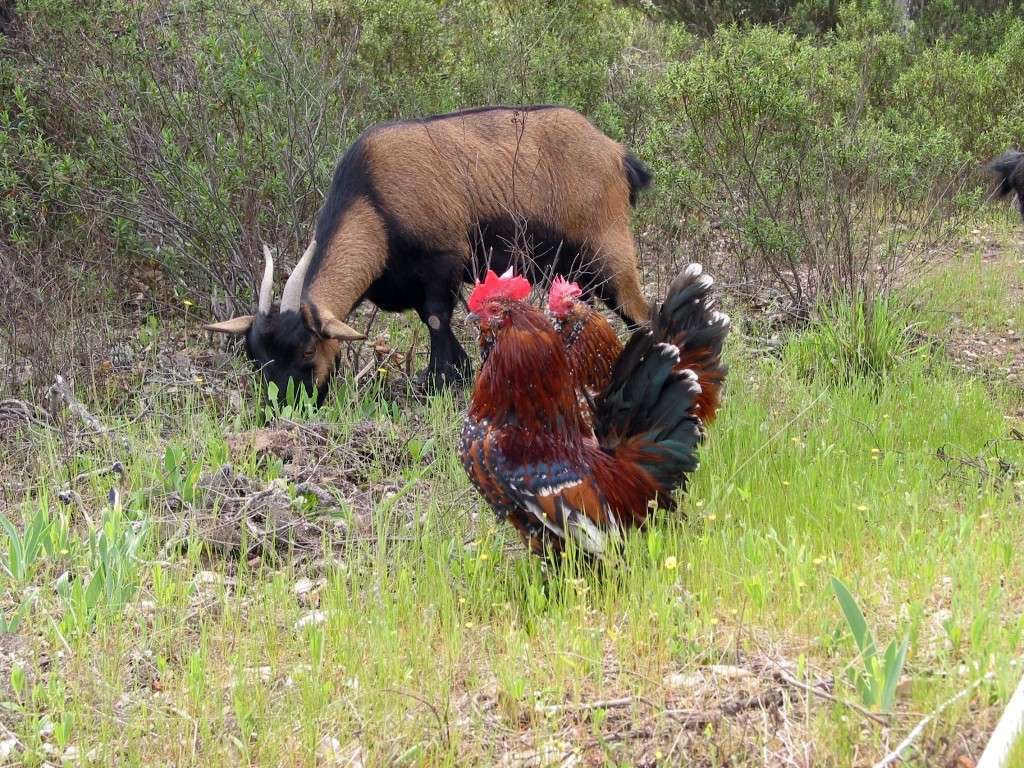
[470,303,588,439]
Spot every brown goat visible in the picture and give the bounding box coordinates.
[205,105,652,400]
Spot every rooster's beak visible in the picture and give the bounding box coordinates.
[466,311,480,324]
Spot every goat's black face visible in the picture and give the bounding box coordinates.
[244,311,332,406]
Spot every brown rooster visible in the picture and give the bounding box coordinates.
[548,265,727,425]
[548,275,623,407]
[459,267,729,557]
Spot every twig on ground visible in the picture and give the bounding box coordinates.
[67,460,125,487]
[772,666,889,727]
[873,672,993,768]
[46,375,107,434]
[541,696,635,715]
[45,375,133,451]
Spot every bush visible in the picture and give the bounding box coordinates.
[647,23,974,312]
[637,0,842,35]
[890,19,1024,159]
[1,0,1021,394]
[784,295,919,383]
[909,0,1024,53]
[336,0,636,118]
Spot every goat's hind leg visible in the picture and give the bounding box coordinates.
[588,226,651,330]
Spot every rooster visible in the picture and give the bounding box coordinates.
[549,267,727,425]
[460,266,729,557]
[548,275,623,408]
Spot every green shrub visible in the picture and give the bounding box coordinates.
[637,0,842,35]
[2,0,1022,394]
[890,19,1024,159]
[910,0,1024,53]
[336,0,637,118]
[784,295,919,384]
[648,23,972,308]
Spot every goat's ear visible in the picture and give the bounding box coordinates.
[302,304,366,341]
[322,316,366,341]
[204,316,255,335]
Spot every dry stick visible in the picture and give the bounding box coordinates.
[773,666,889,727]
[977,666,1024,768]
[872,673,993,768]
[541,696,635,715]
[46,375,106,434]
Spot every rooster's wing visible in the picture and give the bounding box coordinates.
[504,461,620,556]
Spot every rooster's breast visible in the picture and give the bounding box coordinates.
[459,417,517,521]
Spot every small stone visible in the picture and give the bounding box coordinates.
[664,671,703,689]
[294,610,328,630]
[0,739,17,760]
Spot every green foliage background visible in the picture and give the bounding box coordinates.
[1,0,1022,385]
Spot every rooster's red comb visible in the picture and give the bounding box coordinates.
[468,268,532,313]
[547,275,583,316]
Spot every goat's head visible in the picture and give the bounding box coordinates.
[205,242,364,405]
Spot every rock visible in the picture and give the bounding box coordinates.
[664,671,704,689]
[294,610,329,630]
[0,739,18,760]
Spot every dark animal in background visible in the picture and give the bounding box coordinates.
[205,104,653,401]
[989,150,1024,222]
[0,1,14,36]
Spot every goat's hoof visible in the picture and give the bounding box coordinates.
[413,362,471,393]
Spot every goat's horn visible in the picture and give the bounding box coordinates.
[280,240,316,313]
[257,244,274,315]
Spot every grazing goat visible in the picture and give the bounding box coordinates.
[205,105,653,400]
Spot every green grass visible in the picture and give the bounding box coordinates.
[1009,730,1024,768]
[910,223,1024,335]
[1,240,1023,766]
[784,295,919,384]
